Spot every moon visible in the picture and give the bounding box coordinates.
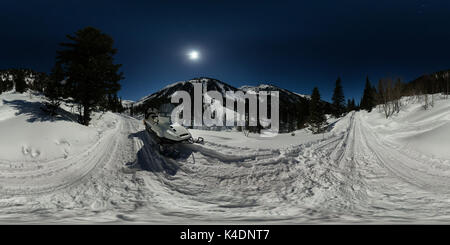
[188,50,199,60]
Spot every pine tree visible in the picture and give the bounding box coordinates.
[117,97,122,113]
[130,105,134,116]
[31,72,49,93]
[331,77,345,117]
[309,87,327,134]
[14,69,27,93]
[0,76,4,94]
[44,63,65,115]
[347,98,356,112]
[112,93,119,112]
[56,27,124,125]
[360,76,375,112]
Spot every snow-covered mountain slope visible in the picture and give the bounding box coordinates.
[1,92,450,223]
[134,77,238,107]
[133,78,316,111]
[240,84,308,104]
[294,92,311,99]
[121,99,134,108]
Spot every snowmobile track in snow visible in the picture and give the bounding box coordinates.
[0,118,123,196]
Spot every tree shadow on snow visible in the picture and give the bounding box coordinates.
[325,119,339,132]
[126,130,195,176]
[3,100,78,123]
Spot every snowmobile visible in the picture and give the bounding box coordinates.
[144,107,192,143]
[143,106,203,156]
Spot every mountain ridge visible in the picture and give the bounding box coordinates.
[130,77,331,132]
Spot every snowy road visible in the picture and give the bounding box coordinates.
[2,97,450,223]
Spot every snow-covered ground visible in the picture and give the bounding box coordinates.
[1,91,450,223]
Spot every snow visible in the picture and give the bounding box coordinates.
[401,122,450,158]
[363,95,450,160]
[121,100,134,108]
[1,91,450,224]
[0,92,117,162]
[162,80,186,90]
[294,92,311,99]
[190,116,341,150]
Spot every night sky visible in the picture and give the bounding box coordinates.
[1,0,450,102]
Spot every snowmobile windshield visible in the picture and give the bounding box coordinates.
[158,116,171,124]
[145,113,171,124]
[158,111,171,117]
[159,104,175,118]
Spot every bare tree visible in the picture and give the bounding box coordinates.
[445,72,449,100]
[393,78,404,114]
[379,78,393,118]
[378,77,404,118]
[424,94,430,110]
[377,80,384,113]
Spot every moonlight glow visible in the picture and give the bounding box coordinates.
[188,50,199,60]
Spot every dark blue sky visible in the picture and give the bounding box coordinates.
[1,0,450,102]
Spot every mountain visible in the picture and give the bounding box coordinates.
[131,77,332,132]
[240,84,311,131]
[134,77,238,107]
[294,92,311,99]
[240,84,307,104]
[406,69,450,95]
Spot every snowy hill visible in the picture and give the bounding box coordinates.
[1,105,88,162]
[0,91,123,197]
[364,94,450,159]
[0,92,107,162]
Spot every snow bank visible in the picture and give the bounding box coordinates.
[364,95,450,160]
[190,116,343,150]
[400,122,450,158]
[0,92,113,162]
